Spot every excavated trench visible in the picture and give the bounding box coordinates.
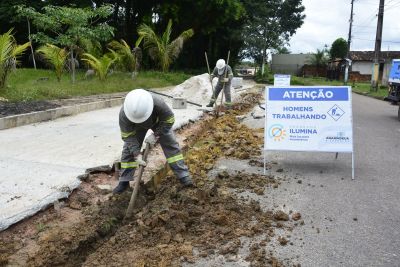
[0,90,302,267]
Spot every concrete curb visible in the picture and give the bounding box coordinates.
[0,97,124,130]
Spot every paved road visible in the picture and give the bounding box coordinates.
[242,93,400,266]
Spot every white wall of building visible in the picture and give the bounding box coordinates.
[352,61,372,75]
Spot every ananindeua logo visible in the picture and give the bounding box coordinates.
[268,124,286,141]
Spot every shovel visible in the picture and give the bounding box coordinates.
[124,141,151,220]
[146,89,202,108]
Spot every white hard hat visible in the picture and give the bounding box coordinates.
[216,59,226,69]
[123,89,154,123]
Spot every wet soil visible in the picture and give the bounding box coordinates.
[0,91,301,266]
[0,100,61,117]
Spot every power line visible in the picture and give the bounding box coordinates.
[353,37,400,44]
[353,24,400,29]
[385,1,400,11]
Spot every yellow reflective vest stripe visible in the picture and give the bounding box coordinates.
[121,130,136,139]
[167,153,184,164]
[121,161,138,169]
[163,115,175,124]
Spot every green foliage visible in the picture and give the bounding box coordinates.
[241,0,305,66]
[17,4,114,82]
[329,38,348,59]
[108,39,136,72]
[79,38,102,58]
[274,46,291,54]
[307,49,328,67]
[100,217,118,234]
[0,29,30,88]
[37,44,68,82]
[1,68,191,101]
[138,19,194,72]
[82,50,118,80]
[17,5,114,47]
[156,1,246,68]
[36,222,48,233]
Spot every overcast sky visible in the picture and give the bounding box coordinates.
[288,0,400,53]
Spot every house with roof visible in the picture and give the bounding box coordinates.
[349,51,400,85]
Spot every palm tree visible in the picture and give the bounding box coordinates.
[0,29,30,88]
[82,50,118,81]
[108,39,136,72]
[138,19,194,72]
[37,44,68,82]
[306,48,328,77]
[307,49,328,67]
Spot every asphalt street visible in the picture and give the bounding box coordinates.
[242,93,400,266]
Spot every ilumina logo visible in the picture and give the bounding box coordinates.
[289,128,317,134]
[268,124,286,141]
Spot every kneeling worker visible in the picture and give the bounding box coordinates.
[113,89,193,194]
[206,59,234,108]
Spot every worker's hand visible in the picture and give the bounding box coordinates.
[209,75,213,83]
[145,133,158,147]
[223,78,229,83]
[136,154,147,167]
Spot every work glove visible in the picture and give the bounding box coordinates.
[209,75,213,83]
[223,77,229,83]
[145,133,158,147]
[136,154,147,167]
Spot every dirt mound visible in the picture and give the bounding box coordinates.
[0,100,61,117]
[82,176,278,266]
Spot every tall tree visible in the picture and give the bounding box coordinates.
[329,38,348,59]
[17,5,114,83]
[273,46,291,54]
[154,0,246,69]
[241,0,305,75]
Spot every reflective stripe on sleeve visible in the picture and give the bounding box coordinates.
[121,162,138,169]
[121,130,136,139]
[167,153,184,164]
[163,115,175,124]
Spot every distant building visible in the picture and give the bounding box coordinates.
[349,51,400,85]
[271,54,311,75]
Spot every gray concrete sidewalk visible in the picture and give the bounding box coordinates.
[0,106,123,231]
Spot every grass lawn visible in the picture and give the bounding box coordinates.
[0,68,193,102]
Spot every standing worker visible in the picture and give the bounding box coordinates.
[206,59,234,108]
[113,89,194,194]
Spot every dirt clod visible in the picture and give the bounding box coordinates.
[274,211,290,221]
[292,212,302,221]
[277,236,289,246]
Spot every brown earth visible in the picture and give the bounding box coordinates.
[0,90,301,266]
[0,92,127,118]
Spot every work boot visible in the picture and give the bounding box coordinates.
[179,176,194,187]
[206,102,214,108]
[113,181,129,194]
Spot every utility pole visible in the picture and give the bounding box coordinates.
[347,0,354,58]
[344,0,355,85]
[371,0,385,91]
